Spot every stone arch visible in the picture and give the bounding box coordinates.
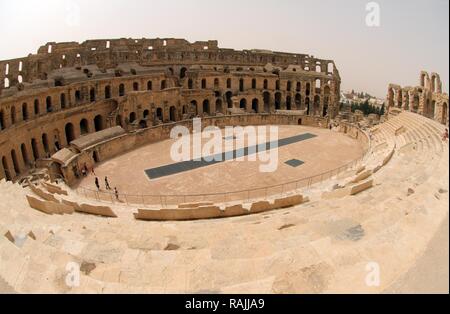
[80,118,89,135]
[119,84,125,96]
[60,93,66,108]
[313,95,321,115]
[147,81,153,91]
[170,106,177,121]
[65,123,75,144]
[116,115,123,127]
[180,67,187,79]
[133,82,139,91]
[42,133,50,155]
[22,103,28,120]
[21,143,29,168]
[0,109,4,130]
[202,100,210,115]
[10,106,16,124]
[129,112,137,123]
[286,81,292,92]
[11,149,20,175]
[388,88,395,108]
[156,108,163,121]
[53,129,61,151]
[404,91,410,110]
[92,151,100,163]
[305,97,310,115]
[105,85,111,99]
[252,98,259,113]
[306,83,311,96]
[239,78,244,92]
[263,91,271,112]
[413,94,420,112]
[295,93,302,109]
[191,100,198,115]
[34,99,40,115]
[227,78,232,89]
[274,92,282,110]
[46,96,52,112]
[286,96,292,110]
[31,138,39,160]
[397,89,403,108]
[216,98,223,114]
[94,115,104,131]
[441,102,448,125]
[225,92,233,108]
[240,98,247,110]
[263,79,268,90]
[143,110,150,119]
[251,79,257,89]
[90,88,96,102]
[1,156,11,181]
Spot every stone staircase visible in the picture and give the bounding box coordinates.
[0,112,448,293]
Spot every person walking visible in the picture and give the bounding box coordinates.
[95,177,100,191]
[114,187,119,201]
[105,176,111,190]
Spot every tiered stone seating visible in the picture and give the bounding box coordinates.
[0,111,448,293]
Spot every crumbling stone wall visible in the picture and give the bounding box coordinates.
[0,38,341,181]
[386,71,448,126]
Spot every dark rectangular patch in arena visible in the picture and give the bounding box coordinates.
[285,159,304,168]
[146,133,316,180]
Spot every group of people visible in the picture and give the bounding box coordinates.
[80,163,120,201]
[94,176,120,201]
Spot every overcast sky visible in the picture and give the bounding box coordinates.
[0,0,448,98]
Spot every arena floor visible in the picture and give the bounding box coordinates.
[77,125,365,198]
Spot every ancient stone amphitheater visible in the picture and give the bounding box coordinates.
[0,38,448,293]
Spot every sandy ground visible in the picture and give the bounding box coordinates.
[78,125,364,198]
[0,276,15,294]
[384,214,449,294]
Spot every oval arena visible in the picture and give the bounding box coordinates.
[0,38,448,293]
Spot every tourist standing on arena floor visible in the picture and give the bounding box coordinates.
[114,187,119,201]
[95,177,100,191]
[105,177,111,190]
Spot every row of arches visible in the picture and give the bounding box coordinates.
[1,73,336,132]
[1,114,106,180]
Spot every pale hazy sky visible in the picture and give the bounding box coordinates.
[0,0,448,98]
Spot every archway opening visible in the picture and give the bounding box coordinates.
[203,100,210,115]
[240,99,247,111]
[156,108,163,121]
[170,106,177,121]
[252,99,259,113]
[263,92,271,113]
[31,138,39,160]
[129,112,137,123]
[1,156,11,181]
[21,144,29,167]
[94,115,104,131]
[65,123,75,144]
[11,150,20,175]
[42,133,50,155]
[80,119,89,135]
